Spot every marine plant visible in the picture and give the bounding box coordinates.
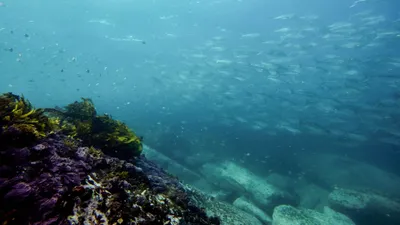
[0,92,142,159]
[64,97,97,120]
[90,114,143,158]
[0,92,53,147]
[46,98,143,159]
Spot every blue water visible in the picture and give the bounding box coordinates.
[1,0,400,222]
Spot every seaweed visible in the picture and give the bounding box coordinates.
[45,98,143,159]
[0,92,53,147]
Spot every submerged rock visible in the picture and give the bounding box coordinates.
[233,196,272,224]
[200,161,298,213]
[328,188,400,225]
[272,205,355,225]
[186,186,264,225]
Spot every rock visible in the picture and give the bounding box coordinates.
[208,200,263,225]
[187,186,263,225]
[233,196,272,224]
[200,161,297,213]
[272,205,355,225]
[328,188,400,225]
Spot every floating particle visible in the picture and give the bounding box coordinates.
[61,69,64,72]
[24,33,29,38]
[86,69,90,73]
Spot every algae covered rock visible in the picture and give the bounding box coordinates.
[328,188,400,225]
[272,205,355,225]
[0,133,220,225]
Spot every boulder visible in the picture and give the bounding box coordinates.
[187,187,264,225]
[201,161,298,213]
[272,205,355,225]
[328,188,400,225]
[233,196,272,224]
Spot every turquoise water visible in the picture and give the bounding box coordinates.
[1,0,400,224]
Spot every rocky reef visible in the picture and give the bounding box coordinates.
[0,93,220,225]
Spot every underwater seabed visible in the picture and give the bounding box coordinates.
[144,145,400,225]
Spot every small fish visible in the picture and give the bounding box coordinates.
[215,59,232,64]
[241,33,260,38]
[274,14,295,20]
[350,0,366,8]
